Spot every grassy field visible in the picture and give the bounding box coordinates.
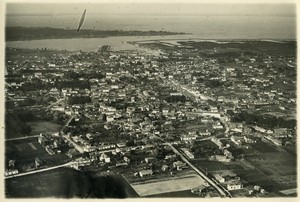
[88,174,139,198]
[6,169,139,198]
[148,190,198,198]
[192,160,229,172]
[192,137,297,195]
[245,151,297,191]
[5,168,91,198]
[27,121,62,135]
[131,172,206,196]
[6,138,48,164]
[250,140,279,153]
[6,136,71,170]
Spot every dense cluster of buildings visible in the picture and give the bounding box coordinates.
[5,40,296,197]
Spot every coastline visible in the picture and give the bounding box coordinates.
[6,36,295,54]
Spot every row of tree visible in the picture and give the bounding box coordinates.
[68,96,91,105]
[165,95,186,103]
[231,110,296,129]
[64,71,105,80]
[5,112,32,138]
[54,80,90,89]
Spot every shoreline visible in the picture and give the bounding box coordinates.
[5,37,295,54]
[6,37,296,43]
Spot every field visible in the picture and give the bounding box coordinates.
[6,169,139,198]
[178,40,296,56]
[130,171,206,196]
[5,137,70,169]
[250,140,279,153]
[27,121,62,135]
[245,151,297,192]
[6,168,91,198]
[6,138,48,164]
[87,174,139,198]
[191,137,297,195]
[280,188,297,196]
[192,160,229,172]
[148,190,198,198]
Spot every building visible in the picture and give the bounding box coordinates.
[173,161,187,170]
[181,148,195,159]
[180,134,197,141]
[165,154,177,161]
[35,157,43,168]
[139,169,153,177]
[8,160,16,168]
[231,136,242,146]
[199,131,211,136]
[145,157,157,164]
[201,111,221,118]
[116,161,128,166]
[214,173,225,183]
[99,153,111,163]
[161,165,169,171]
[227,180,243,190]
[223,149,234,160]
[5,169,19,177]
[209,155,231,162]
[66,148,79,158]
[123,156,131,164]
[211,137,223,148]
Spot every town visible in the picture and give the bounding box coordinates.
[5,39,297,198]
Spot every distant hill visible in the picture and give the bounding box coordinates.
[6,27,186,41]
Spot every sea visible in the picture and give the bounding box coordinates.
[5,13,296,52]
[6,14,296,40]
[5,36,187,53]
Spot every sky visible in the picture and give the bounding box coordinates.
[6,2,296,17]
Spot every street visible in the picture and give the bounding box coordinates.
[5,161,73,179]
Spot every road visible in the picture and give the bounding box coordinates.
[163,142,230,198]
[153,131,230,197]
[62,133,85,154]
[164,77,212,101]
[59,115,85,154]
[218,117,230,134]
[61,115,75,131]
[5,161,73,179]
[6,135,40,141]
[46,97,65,109]
[159,75,231,135]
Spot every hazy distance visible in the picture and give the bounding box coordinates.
[6,3,296,39]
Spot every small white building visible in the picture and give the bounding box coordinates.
[139,169,153,177]
[227,180,243,190]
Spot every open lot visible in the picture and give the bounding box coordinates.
[6,168,138,198]
[192,137,297,195]
[6,168,90,198]
[245,151,297,191]
[192,160,229,172]
[280,188,297,196]
[6,138,48,163]
[5,137,70,168]
[251,140,279,153]
[148,190,198,198]
[131,171,206,196]
[27,121,62,135]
